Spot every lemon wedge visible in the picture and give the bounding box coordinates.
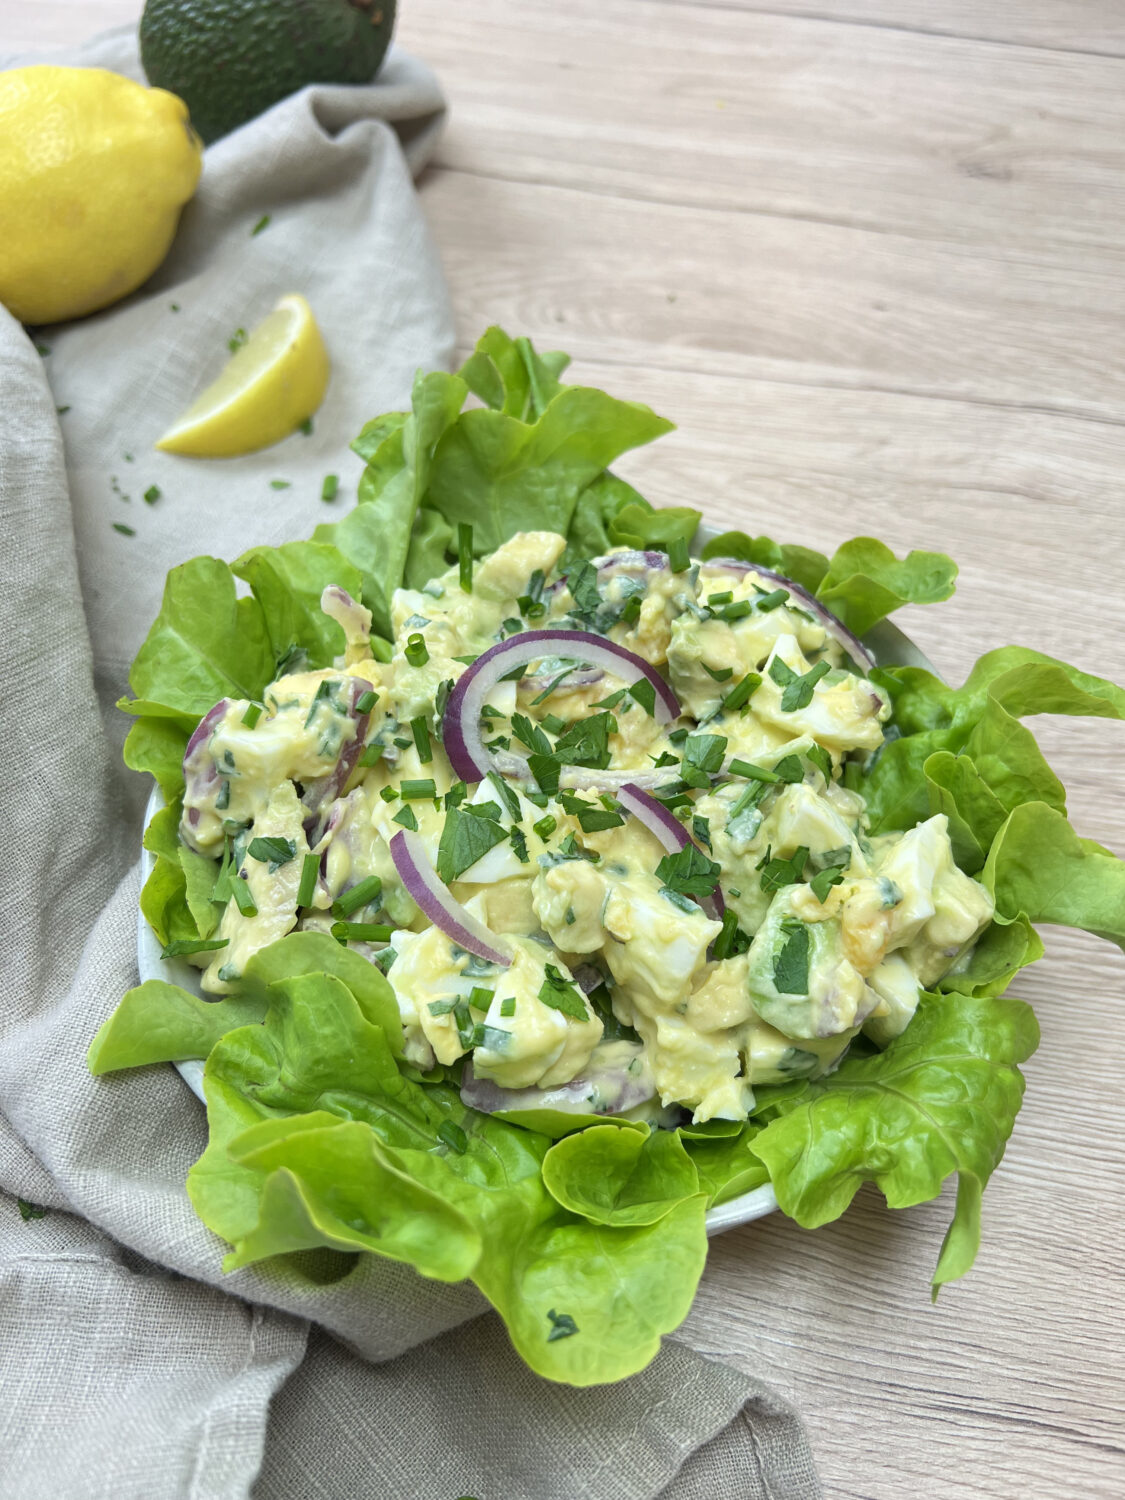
[156,293,329,458]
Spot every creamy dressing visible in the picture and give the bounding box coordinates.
[178,532,995,1123]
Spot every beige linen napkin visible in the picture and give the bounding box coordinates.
[0,28,821,1500]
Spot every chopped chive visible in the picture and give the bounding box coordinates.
[170,303,180,312]
[298,416,314,436]
[539,713,566,736]
[297,852,320,907]
[269,479,290,490]
[321,473,339,503]
[359,742,384,768]
[393,736,413,749]
[722,673,762,712]
[56,405,71,415]
[437,1120,468,1154]
[729,758,779,783]
[379,786,399,802]
[533,814,557,841]
[161,937,229,959]
[500,996,516,1017]
[469,986,494,1012]
[668,536,690,572]
[755,587,789,611]
[356,689,378,714]
[405,633,429,667]
[401,778,436,799]
[530,668,576,706]
[331,920,393,943]
[458,523,473,593]
[706,590,734,606]
[718,599,752,622]
[112,522,135,536]
[143,484,161,505]
[711,909,741,961]
[241,702,263,728]
[393,805,419,830]
[620,594,642,626]
[229,874,258,917]
[251,214,271,235]
[410,717,433,764]
[228,328,247,353]
[332,876,383,918]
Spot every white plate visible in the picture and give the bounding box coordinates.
[138,528,937,1235]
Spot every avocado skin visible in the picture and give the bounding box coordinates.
[140,0,397,145]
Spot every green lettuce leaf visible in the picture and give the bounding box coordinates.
[319,371,466,637]
[176,937,709,1384]
[984,801,1125,950]
[232,541,364,671]
[458,326,569,421]
[862,648,1125,836]
[123,718,189,802]
[748,990,1039,1294]
[139,800,200,949]
[424,387,674,553]
[541,1125,700,1226]
[87,982,266,1075]
[677,1120,770,1206]
[700,531,830,596]
[815,537,958,637]
[128,556,274,717]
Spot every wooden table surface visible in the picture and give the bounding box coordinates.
[8,3,1125,1496]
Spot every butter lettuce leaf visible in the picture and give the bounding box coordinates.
[128,555,274,718]
[87,981,266,1075]
[748,991,1039,1294]
[232,541,364,671]
[541,1124,700,1226]
[984,801,1125,951]
[171,938,709,1385]
[861,648,1125,836]
[815,537,958,637]
[700,531,830,596]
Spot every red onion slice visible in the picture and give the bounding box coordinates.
[618,781,725,921]
[442,629,680,783]
[701,559,876,674]
[388,829,511,967]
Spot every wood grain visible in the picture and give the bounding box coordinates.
[6,2,1125,1496]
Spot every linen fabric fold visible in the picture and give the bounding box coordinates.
[0,27,820,1500]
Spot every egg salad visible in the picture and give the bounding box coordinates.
[179,532,995,1125]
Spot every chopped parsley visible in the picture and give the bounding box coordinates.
[810,860,850,902]
[546,1309,579,1342]
[628,678,657,715]
[769,655,832,711]
[566,560,602,625]
[392,805,418,830]
[143,484,161,505]
[758,844,809,893]
[247,836,296,870]
[538,964,589,1021]
[655,843,721,899]
[436,807,508,881]
[773,918,810,994]
[509,825,530,862]
[807,744,833,784]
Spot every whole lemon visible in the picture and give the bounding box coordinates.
[0,66,202,326]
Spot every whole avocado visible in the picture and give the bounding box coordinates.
[139,0,397,145]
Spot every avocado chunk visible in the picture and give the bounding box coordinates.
[141,0,397,144]
[745,886,873,1039]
